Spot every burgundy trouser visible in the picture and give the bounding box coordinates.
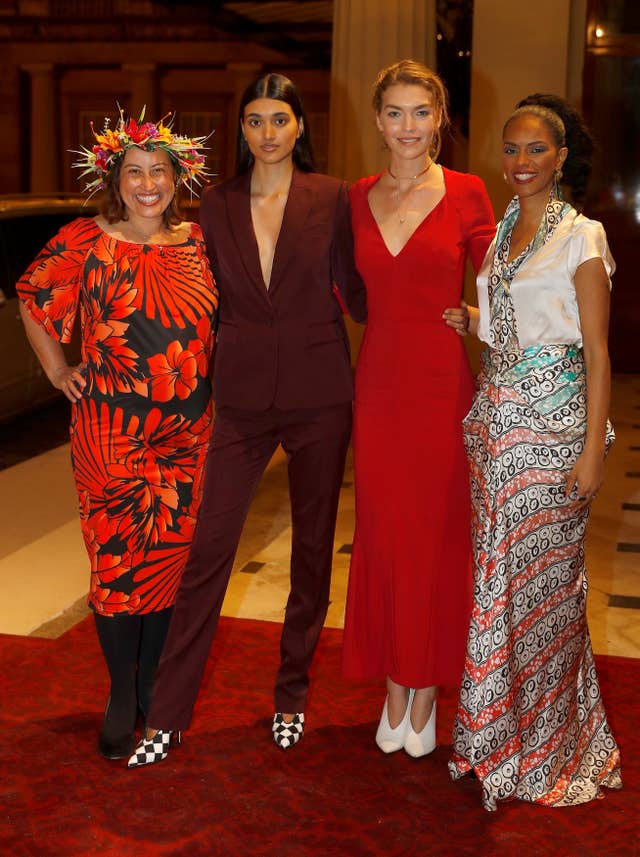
[147,402,352,730]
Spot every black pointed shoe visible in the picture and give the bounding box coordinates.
[98,697,135,760]
[98,731,134,760]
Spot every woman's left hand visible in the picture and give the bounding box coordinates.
[443,300,469,336]
[565,447,605,508]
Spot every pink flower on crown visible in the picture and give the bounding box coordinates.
[73,107,212,198]
[140,122,159,138]
[93,148,111,172]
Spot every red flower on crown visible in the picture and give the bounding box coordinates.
[72,105,212,198]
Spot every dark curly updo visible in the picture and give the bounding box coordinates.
[511,93,595,208]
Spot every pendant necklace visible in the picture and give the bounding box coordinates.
[389,160,433,224]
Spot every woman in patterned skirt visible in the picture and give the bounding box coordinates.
[449,95,622,809]
[17,110,218,759]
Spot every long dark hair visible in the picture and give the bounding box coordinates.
[513,93,595,209]
[235,73,316,175]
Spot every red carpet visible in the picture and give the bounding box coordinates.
[0,616,637,856]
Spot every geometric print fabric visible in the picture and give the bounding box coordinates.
[273,713,305,749]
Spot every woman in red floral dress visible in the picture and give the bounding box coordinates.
[16,110,218,759]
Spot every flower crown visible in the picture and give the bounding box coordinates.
[72,105,212,199]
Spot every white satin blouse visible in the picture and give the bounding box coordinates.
[476,208,615,350]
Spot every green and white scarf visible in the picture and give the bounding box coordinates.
[488,193,571,351]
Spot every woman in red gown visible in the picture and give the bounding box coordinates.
[343,60,495,756]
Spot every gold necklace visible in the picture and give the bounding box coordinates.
[388,162,433,181]
[389,160,434,224]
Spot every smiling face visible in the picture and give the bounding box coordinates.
[241,98,302,166]
[376,83,439,165]
[502,114,568,203]
[117,147,176,220]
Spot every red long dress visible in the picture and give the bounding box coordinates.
[17,218,218,616]
[342,168,495,688]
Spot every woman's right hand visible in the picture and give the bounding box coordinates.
[442,300,470,336]
[53,363,86,402]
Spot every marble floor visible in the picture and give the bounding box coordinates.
[0,377,638,660]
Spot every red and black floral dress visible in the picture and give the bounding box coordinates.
[17,218,218,616]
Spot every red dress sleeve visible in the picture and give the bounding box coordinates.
[458,173,496,272]
[16,217,99,343]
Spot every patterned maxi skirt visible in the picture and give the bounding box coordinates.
[448,344,622,810]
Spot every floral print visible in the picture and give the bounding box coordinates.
[148,341,199,402]
[17,218,218,615]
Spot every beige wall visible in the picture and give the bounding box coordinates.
[468,0,587,218]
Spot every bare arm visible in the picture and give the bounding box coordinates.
[19,302,86,402]
[443,301,480,337]
[564,257,611,506]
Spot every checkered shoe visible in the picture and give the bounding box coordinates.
[272,713,305,749]
[127,729,179,768]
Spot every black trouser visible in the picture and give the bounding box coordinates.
[94,608,172,736]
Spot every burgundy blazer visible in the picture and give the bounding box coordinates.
[199,169,367,411]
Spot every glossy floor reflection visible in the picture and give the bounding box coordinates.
[0,377,638,659]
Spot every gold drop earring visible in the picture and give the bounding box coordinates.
[553,168,563,198]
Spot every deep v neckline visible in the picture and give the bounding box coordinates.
[366,168,447,259]
[249,177,292,291]
[226,167,314,298]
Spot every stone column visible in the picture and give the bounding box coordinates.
[122,63,158,119]
[0,64,21,194]
[22,63,58,193]
[329,0,437,183]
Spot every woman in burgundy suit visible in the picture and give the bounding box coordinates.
[342,60,495,758]
[129,73,366,766]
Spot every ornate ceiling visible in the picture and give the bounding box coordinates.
[1,0,334,67]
